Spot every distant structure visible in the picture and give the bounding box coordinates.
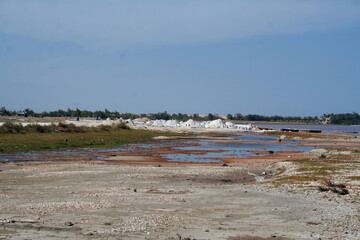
[321,117,331,124]
[16,111,25,117]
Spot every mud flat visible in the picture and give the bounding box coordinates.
[0,132,360,239]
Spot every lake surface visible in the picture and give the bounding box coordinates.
[256,124,360,135]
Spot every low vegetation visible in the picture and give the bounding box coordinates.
[273,147,360,189]
[0,122,181,153]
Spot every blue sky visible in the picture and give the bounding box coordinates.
[1,0,360,116]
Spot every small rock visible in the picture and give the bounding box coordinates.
[64,221,74,226]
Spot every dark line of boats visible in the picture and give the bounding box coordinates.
[257,127,322,133]
[257,127,358,135]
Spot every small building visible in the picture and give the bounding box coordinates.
[322,118,331,124]
[16,111,25,117]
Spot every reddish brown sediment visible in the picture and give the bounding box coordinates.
[210,140,295,144]
[247,150,275,154]
[141,148,226,155]
[98,151,221,166]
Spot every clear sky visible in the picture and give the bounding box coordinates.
[1,0,360,116]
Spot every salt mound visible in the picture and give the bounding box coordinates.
[134,117,150,122]
[164,120,180,127]
[181,119,195,127]
[102,118,114,126]
[205,119,226,128]
[152,119,167,127]
[180,119,204,128]
[117,117,254,131]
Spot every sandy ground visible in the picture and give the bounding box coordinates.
[0,160,359,240]
[0,131,359,240]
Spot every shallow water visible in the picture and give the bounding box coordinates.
[0,134,315,163]
[162,134,314,163]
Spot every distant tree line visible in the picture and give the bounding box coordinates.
[147,112,219,121]
[0,107,143,120]
[1,107,359,125]
[0,107,220,121]
[226,113,318,123]
[322,112,360,125]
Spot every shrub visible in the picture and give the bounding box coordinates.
[0,122,88,134]
[58,122,69,128]
[116,123,130,130]
[99,125,112,132]
[0,122,24,134]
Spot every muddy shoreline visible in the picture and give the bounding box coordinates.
[1,131,359,239]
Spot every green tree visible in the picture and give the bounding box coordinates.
[226,114,233,120]
[208,113,215,120]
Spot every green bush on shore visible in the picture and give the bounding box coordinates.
[0,122,181,153]
[0,121,131,134]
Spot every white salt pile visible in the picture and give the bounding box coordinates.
[131,118,253,130]
[0,117,254,131]
[9,116,250,131]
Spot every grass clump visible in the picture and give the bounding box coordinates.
[116,122,131,130]
[347,176,360,181]
[318,180,349,195]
